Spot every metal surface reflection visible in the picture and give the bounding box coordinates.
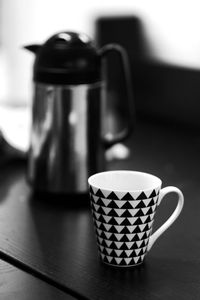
[28,82,103,194]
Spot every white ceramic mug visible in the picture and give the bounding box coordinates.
[88,170,184,267]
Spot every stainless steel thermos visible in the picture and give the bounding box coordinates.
[26,31,133,195]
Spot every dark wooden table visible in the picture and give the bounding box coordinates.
[0,120,200,300]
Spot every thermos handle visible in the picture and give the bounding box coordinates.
[99,44,135,147]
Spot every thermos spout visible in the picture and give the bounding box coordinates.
[23,44,41,54]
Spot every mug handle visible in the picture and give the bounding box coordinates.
[147,186,184,251]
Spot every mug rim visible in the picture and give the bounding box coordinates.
[88,170,162,193]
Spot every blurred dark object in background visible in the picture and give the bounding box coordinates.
[95,15,200,130]
[96,16,150,63]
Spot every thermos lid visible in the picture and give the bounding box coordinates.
[29,32,101,84]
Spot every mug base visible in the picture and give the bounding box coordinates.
[101,260,144,268]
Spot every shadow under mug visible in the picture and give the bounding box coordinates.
[88,170,184,267]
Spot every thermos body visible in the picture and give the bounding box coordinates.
[28,82,104,194]
[25,31,134,196]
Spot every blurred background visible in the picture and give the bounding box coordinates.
[0,0,200,153]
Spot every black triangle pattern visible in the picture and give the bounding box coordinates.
[100,253,145,266]
[132,226,143,233]
[121,210,133,218]
[121,227,131,234]
[89,188,160,200]
[107,191,119,200]
[149,189,157,197]
[121,192,135,200]
[99,215,107,223]
[90,197,158,209]
[92,211,155,225]
[121,201,133,209]
[98,245,148,258]
[108,209,119,217]
[89,188,159,266]
[107,201,120,208]
[96,189,106,197]
[95,229,152,242]
[136,192,148,200]
[148,199,156,206]
[97,237,149,250]
[134,209,145,217]
[135,201,146,208]
[145,215,152,223]
[107,217,119,225]
[94,219,153,234]
[96,206,105,215]
[121,218,132,226]
[89,186,94,194]
[91,202,157,218]
[96,198,105,206]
